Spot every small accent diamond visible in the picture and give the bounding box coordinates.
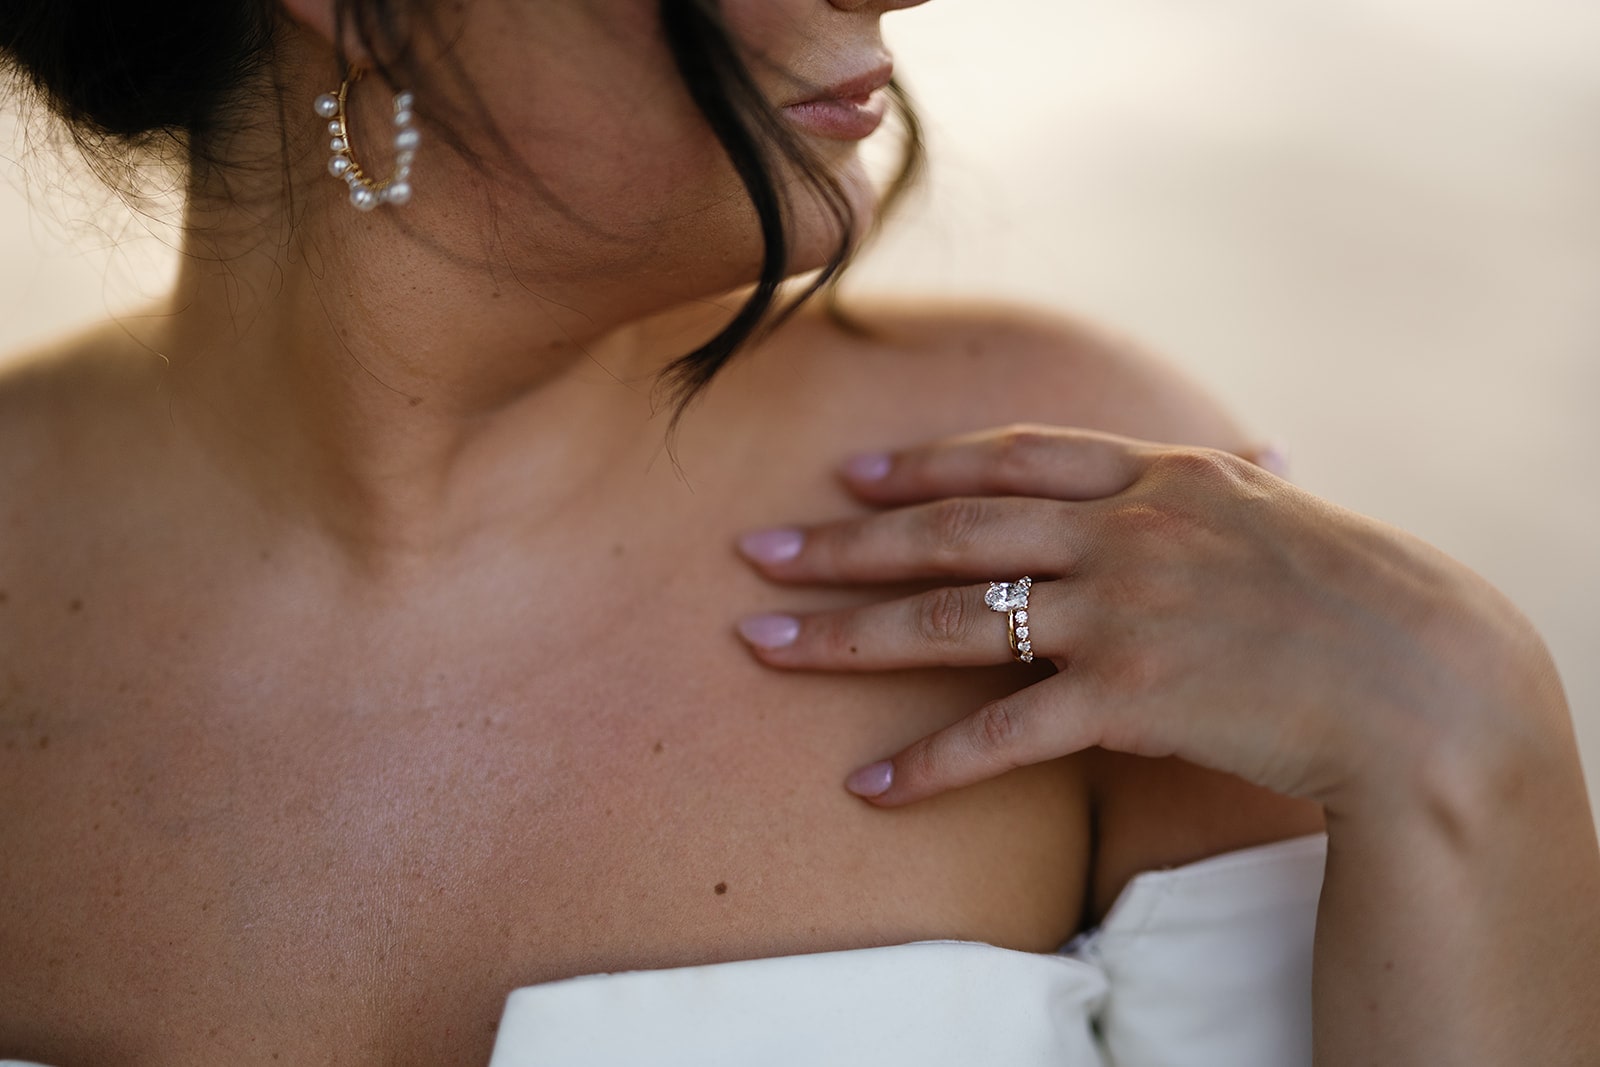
[1016,626,1030,640]
[1015,610,1028,624]
[1018,640,1032,653]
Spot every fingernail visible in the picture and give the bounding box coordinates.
[1257,441,1291,478]
[738,527,804,564]
[845,760,894,797]
[841,451,891,482]
[736,613,800,649]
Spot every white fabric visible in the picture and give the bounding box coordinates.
[489,832,1329,1067]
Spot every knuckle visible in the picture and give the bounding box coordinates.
[919,497,988,564]
[973,699,1026,757]
[992,425,1053,484]
[914,585,973,648]
[1105,500,1204,542]
[1148,447,1245,487]
[1092,564,1163,610]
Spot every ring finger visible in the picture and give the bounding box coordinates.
[735,578,1076,671]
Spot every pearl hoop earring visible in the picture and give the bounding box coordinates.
[313,67,419,211]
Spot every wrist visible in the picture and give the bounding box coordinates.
[1331,574,1580,826]
[1325,693,1590,852]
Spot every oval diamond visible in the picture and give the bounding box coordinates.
[984,581,1029,612]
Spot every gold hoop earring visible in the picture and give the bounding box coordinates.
[313,66,418,211]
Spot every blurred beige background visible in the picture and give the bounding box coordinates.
[3,1,1597,817]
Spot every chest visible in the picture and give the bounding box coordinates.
[0,555,1090,1066]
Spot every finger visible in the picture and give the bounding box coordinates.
[843,677,1105,806]
[738,496,1086,584]
[837,423,1156,505]
[736,579,1074,671]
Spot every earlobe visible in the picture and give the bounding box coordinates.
[278,0,371,61]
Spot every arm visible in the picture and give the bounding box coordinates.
[734,304,1600,1060]
[1313,632,1600,1063]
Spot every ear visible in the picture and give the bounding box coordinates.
[279,0,372,62]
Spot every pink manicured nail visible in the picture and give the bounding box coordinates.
[842,452,891,482]
[738,527,804,564]
[1257,441,1291,478]
[737,613,800,649]
[845,760,894,797]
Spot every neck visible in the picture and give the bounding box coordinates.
[147,193,748,567]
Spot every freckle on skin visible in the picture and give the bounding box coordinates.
[0,589,9,604]
[68,598,83,613]
[37,735,49,749]
[653,740,664,754]
[714,882,728,895]
[612,543,625,557]
[849,646,858,654]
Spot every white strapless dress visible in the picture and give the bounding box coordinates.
[0,833,1327,1067]
[488,833,1328,1066]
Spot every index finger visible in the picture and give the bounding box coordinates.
[837,423,1157,505]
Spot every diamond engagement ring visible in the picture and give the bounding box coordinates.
[984,576,1034,664]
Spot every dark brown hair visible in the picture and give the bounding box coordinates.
[0,0,925,428]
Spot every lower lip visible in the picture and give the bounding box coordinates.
[780,89,888,141]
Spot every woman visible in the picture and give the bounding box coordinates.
[0,0,1595,1064]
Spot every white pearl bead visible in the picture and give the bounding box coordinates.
[383,181,412,206]
[394,91,415,112]
[328,120,344,136]
[394,128,421,152]
[314,93,339,119]
[396,149,416,167]
[350,185,379,211]
[393,110,413,127]
[330,137,347,153]
[328,156,351,177]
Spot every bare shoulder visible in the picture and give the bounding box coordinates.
[0,320,167,462]
[778,296,1326,923]
[777,294,1258,452]
[0,322,172,579]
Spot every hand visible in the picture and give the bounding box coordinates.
[733,424,1568,812]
